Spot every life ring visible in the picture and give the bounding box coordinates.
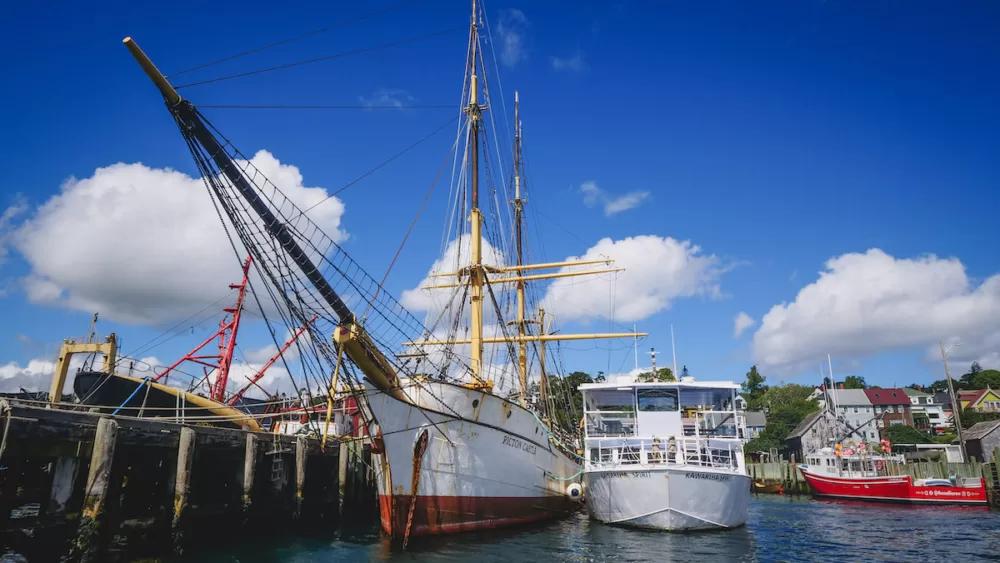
[875,460,885,471]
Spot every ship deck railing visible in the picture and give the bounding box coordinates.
[584,435,744,473]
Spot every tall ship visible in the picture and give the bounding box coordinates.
[122,0,643,543]
[579,376,751,530]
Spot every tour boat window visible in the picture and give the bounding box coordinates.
[637,388,679,412]
[586,390,635,412]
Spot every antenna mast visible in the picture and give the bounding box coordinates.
[671,324,678,378]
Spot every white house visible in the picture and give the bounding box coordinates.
[816,388,879,442]
[903,388,948,433]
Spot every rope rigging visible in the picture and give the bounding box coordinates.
[167,0,422,78]
[174,27,465,89]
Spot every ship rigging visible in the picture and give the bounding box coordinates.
[122,0,646,541]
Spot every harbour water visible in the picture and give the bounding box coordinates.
[177,496,1000,562]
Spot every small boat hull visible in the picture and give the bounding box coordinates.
[799,465,988,505]
[583,466,751,531]
[74,371,260,430]
[753,481,783,494]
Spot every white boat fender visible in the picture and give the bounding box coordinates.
[566,483,583,500]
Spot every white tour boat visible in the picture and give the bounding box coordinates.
[580,377,751,531]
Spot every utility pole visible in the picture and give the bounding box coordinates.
[940,342,967,462]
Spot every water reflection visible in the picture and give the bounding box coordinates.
[179,496,1000,563]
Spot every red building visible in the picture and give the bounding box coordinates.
[864,388,914,438]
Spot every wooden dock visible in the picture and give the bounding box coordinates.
[0,400,375,562]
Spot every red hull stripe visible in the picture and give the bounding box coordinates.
[378,494,578,538]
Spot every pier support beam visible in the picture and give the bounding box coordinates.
[295,436,306,519]
[172,427,196,555]
[48,456,80,516]
[73,417,118,563]
[338,439,348,515]
[243,433,257,516]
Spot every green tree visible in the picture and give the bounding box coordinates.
[972,369,1000,390]
[547,371,593,429]
[741,365,767,411]
[595,371,606,383]
[744,383,819,453]
[636,367,674,382]
[960,407,1000,429]
[930,379,950,393]
[883,425,933,444]
[959,362,983,389]
[842,375,867,389]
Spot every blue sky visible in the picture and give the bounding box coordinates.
[1,0,999,394]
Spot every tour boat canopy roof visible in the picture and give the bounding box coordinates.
[579,380,740,391]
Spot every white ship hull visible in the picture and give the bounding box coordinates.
[361,380,583,539]
[584,465,750,531]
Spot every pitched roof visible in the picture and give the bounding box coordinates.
[965,420,1000,441]
[902,387,932,398]
[827,389,872,406]
[744,411,767,427]
[958,389,997,407]
[864,388,910,405]
[934,392,954,406]
[786,410,828,440]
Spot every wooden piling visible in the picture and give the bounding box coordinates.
[295,436,306,519]
[172,427,196,555]
[48,456,80,516]
[72,417,118,563]
[338,439,349,515]
[243,433,258,513]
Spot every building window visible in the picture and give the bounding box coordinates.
[853,407,859,413]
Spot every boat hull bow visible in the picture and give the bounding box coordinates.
[361,380,583,539]
[584,466,751,531]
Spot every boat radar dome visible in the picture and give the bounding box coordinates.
[681,376,695,383]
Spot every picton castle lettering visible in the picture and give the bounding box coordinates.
[502,434,538,455]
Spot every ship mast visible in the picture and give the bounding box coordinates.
[467,0,488,389]
[512,92,529,405]
[411,1,650,404]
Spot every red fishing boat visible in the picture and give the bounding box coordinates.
[799,443,987,506]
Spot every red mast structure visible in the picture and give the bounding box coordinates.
[228,315,317,406]
[154,256,252,402]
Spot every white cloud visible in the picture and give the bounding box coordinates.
[550,53,588,72]
[359,88,415,109]
[733,312,756,338]
[0,197,28,264]
[542,235,724,323]
[495,9,529,68]
[11,151,346,325]
[579,181,649,216]
[401,234,506,318]
[752,249,1000,372]
[0,358,59,393]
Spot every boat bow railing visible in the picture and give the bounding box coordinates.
[586,436,744,473]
